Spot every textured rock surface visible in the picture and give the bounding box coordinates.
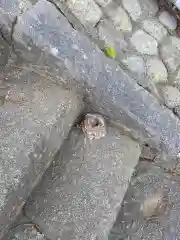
[142,19,167,42]
[106,5,132,32]
[97,19,128,49]
[67,0,102,27]
[131,30,158,55]
[25,127,140,240]
[6,224,47,240]
[159,11,177,30]
[109,162,180,240]
[0,70,83,238]
[95,0,112,7]
[121,0,142,21]
[160,37,180,72]
[8,0,180,159]
[159,85,180,109]
[146,58,168,83]
[121,55,145,78]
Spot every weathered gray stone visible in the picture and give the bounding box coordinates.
[4,0,180,159]
[160,36,180,72]
[131,30,158,55]
[106,5,132,32]
[122,0,158,21]
[66,0,102,27]
[146,58,168,84]
[158,85,180,109]
[159,11,177,30]
[121,55,145,77]
[121,0,142,21]
[0,72,83,238]
[0,0,32,41]
[6,224,47,240]
[25,127,140,240]
[97,19,128,49]
[110,162,179,240]
[95,0,112,7]
[142,19,167,42]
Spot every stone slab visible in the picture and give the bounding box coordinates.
[9,0,180,160]
[0,72,83,238]
[109,162,180,240]
[25,126,140,240]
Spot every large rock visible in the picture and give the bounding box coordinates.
[159,11,177,30]
[105,5,132,32]
[0,0,32,41]
[122,0,158,21]
[142,19,167,42]
[158,85,180,109]
[25,127,141,240]
[2,0,180,159]
[130,30,158,55]
[146,58,168,84]
[110,162,179,240]
[66,0,102,27]
[0,71,83,238]
[160,36,180,72]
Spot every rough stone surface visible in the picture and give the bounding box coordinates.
[25,127,140,240]
[5,0,180,159]
[95,0,112,7]
[142,19,167,42]
[0,0,32,40]
[159,85,180,109]
[109,162,180,240]
[122,0,158,21]
[106,5,132,32]
[146,58,168,83]
[160,36,180,72]
[97,19,128,49]
[121,0,142,21]
[159,11,177,30]
[6,224,47,240]
[0,71,83,238]
[131,30,158,55]
[121,55,145,77]
[67,0,102,27]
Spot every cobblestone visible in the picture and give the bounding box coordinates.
[160,36,180,72]
[159,11,177,30]
[142,19,167,42]
[121,55,145,78]
[130,30,158,55]
[121,0,142,21]
[159,85,180,108]
[106,5,132,32]
[146,58,168,84]
[67,0,102,27]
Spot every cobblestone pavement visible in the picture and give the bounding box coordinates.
[2,0,180,239]
[64,0,180,116]
[59,0,180,239]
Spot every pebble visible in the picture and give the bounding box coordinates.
[146,59,168,83]
[107,6,132,32]
[159,85,180,109]
[159,11,177,30]
[67,0,102,27]
[142,19,167,42]
[131,30,158,55]
[160,36,180,72]
[122,0,142,21]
